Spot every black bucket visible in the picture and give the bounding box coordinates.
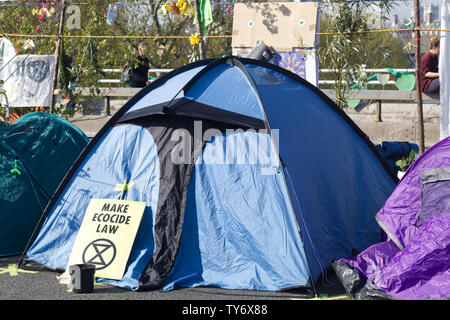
[68,264,96,293]
[247,40,273,62]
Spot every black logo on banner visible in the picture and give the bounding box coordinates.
[82,238,117,270]
[11,59,50,83]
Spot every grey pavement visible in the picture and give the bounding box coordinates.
[0,255,348,302]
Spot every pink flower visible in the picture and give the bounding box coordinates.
[35,26,41,33]
[38,13,46,22]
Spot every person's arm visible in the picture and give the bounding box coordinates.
[421,53,438,79]
[421,54,432,78]
[425,71,439,78]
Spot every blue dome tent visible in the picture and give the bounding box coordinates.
[0,112,89,256]
[21,57,397,292]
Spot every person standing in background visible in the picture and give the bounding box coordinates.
[129,41,150,88]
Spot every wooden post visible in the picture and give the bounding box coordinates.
[104,96,110,116]
[376,100,382,122]
[414,0,425,153]
[50,1,67,114]
[193,0,206,60]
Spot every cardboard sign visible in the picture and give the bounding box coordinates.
[1,55,55,107]
[67,198,146,280]
[232,2,319,51]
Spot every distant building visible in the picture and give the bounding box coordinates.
[392,14,399,27]
[389,0,440,51]
[421,2,440,37]
[402,1,440,25]
[423,2,440,24]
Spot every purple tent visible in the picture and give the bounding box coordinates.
[334,137,450,300]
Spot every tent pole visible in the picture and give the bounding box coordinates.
[414,0,425,153]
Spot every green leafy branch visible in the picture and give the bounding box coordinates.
[396,149,417,172]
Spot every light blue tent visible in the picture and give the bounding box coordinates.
[22,57,397,292]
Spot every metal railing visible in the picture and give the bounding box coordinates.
[98,68,172,84]
[64,66,438,120]
[3,67,438,123]
[53,86,439,120]
[98,67,417,86]
[318,68,416,86]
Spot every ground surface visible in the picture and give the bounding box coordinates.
[0,255,348,302]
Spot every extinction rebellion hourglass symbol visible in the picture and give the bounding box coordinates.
[82,238,117,270]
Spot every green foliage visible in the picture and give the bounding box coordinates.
[396,149,417,172]
[0,0,411,117]
[318,0,406,108]
[0,0,233,118]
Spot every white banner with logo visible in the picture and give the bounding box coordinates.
[1,55,55,107]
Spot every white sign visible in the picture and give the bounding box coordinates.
[2,55,55,107]
[67,198,146,280]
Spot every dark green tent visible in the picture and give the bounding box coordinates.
[0,112,89,256]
